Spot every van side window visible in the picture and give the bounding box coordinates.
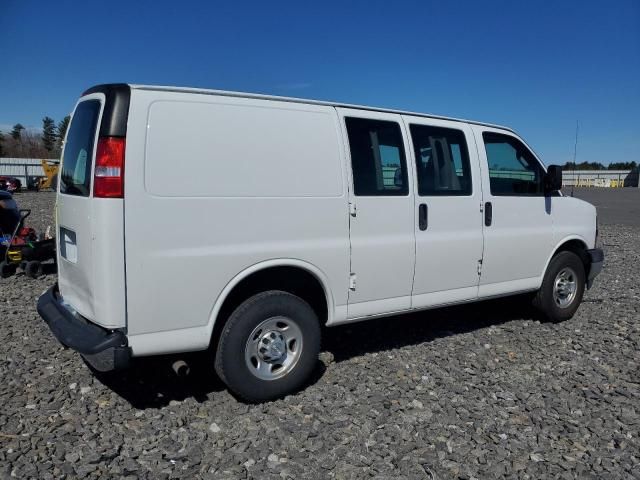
[483,132,544,196]
[345,117,408,196]
[409,124,472,196]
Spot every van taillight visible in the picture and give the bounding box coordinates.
[94,137,125,198]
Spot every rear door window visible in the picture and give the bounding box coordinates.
[410,124,472,196]
[60,100,101,196]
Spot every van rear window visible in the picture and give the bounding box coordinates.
[60,100,101,196]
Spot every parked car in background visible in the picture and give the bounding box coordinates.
[0,176,22,193]
[38,84,604,402]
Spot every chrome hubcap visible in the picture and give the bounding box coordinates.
[245,316,303,381]
[553,267,578,308]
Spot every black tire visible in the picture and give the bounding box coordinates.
[534,251,586,322]
[0,261,16,278]
[215,290,321,402]
[25,261,43,279]
[19,261,28,271]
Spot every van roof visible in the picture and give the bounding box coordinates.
[128,84,514,133]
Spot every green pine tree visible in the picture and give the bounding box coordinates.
[55,115,70,154]
[42,116,56,152]
[57,115,70,142]
[11,123,24,140]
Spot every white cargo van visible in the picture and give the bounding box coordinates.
[38,84,603,401]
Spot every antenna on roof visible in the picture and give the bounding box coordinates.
[571,120,579,197]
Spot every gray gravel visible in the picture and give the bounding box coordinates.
[1,191,639,479]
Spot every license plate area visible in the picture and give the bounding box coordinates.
[59,227,78,263]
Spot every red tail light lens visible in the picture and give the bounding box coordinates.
[94,137,125,198]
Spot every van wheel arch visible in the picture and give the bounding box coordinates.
[549,239,589,273]
[209,264,331,350]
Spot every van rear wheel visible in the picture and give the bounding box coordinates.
[215,290,321,402]
[534,251,586,322]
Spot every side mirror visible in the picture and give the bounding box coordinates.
[544,165,563,193]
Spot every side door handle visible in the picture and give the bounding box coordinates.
[484,202,492,226]
[419,203,428,231]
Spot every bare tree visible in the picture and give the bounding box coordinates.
[20,130,48,158]
[1,128,48,158]
[2,118,66,159]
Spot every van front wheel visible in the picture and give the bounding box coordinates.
[215,290,321,402]
[534,251,586,322]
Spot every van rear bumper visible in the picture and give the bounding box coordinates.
[37,284,130,371]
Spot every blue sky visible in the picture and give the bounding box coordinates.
[1,0,638,164]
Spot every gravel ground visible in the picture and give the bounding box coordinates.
[1,191,639,479]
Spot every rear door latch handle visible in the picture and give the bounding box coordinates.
[419,203,428,231]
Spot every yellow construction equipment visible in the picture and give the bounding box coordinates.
[38,160,60,190]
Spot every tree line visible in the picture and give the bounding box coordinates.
[0,116,70,159]
[562,161,638,171]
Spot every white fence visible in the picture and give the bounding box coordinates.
[562,169,639,188]
[0,158,58,186]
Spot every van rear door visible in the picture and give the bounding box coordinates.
[57,86,129,329]
[337,109,417,318]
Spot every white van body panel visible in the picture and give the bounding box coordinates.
[129,258,339,355]
[471,125,555,297]
[536,196,597,280]
[402,115,484,309]
[123,90,350,353]
[550,197,597,251]
[336,108,416,319]
[57,93,127,329]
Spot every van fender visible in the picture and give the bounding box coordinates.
[539,235,589,287]
[204,258,336,342]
